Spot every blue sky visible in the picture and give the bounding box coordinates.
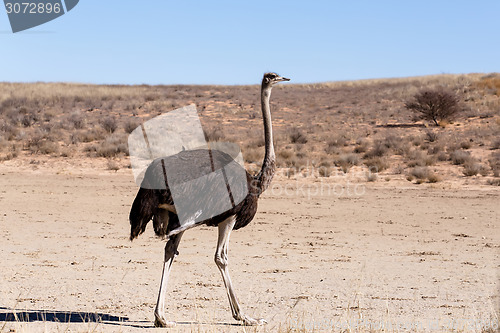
[1,1,499,85]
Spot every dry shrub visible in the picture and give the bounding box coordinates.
[70,132,82,145]
[491,138,500,150]
[278,149,295,167]
[476,75,500,95]
[251,137,266,148]
[489,151,500,177]
[289,127,307,144]
[449,150,472,165]
[463,161,487,177]
[21,111,39,127]
[407,166,440,183]
[366,172,377,182]
[81,127,107,142]
[406,149,436,167]
[285,167,296,178]
[364,140,388,158]
[25,129,59,154]
[0,120,18,140]
[107,159,120,171]
[354,137,369,153]
[243,147,262,164]
[318,166,332,177]
[326,133,348,148]
[144,94,159,102]
[124,118,140,134]
[427,143,444,155]
[382,134,401,150]
[427,172,441,183]
[364,156,388,173]
[437,152,448,161]
[59,148,72,158]
[459,140,472,149]
[68,112,86,129]
[100,116,118,134]
[0,143,19,161]
[405,88,460,126]
[487,178,500,186]
[96,133,128,157]
[335,153,360,173]
[410,135,424,147]
[410,166,429,180]
[425,129,439,142]
[28,139,59,155]
[204,126,224,142]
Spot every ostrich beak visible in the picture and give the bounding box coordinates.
[279,76,290,82]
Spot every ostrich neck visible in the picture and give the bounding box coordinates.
[255,84,276,195]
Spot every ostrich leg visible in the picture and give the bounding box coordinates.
[154,231,184,327]
[214,217,266,326]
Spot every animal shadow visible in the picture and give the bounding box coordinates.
[0,307,128,324]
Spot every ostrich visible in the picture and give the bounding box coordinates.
[129,72,289,327]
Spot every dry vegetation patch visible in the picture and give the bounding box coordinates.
[1,73,499,184]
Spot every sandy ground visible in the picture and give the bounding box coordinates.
[0,164,499,332]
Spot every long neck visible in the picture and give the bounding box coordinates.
[255,83,276,195]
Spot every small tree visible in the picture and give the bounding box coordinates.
[405,88,460,126]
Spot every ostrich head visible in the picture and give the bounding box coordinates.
[262,72,290,86]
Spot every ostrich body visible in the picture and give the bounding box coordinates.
[129,72,289,327]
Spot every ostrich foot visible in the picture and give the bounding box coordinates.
[154,312,176,328]
[236,314,267,326]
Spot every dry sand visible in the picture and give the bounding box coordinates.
[0,163,498,332]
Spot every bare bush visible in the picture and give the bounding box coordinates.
[491,138,500,150]
[364,140,388,158]
[243,147,262,164]
[449,150,472,165]
[81,127,107,142]
[96,134,128,157]
[406,149,436,167]
[0,120,18,140]
[204,126,225,142]
[427,172,441,183]
[487,178,500,186]
[462,161,485,177]
[326,133,348,148]
[366,172,377,182]
[489,151,500,177]
[21,111,39,127]
[107,159,120,171]
[410,166,429,180]
[124,118,140,134]
[68,112,86,129]
[335,153,360,173]
[459,140,472,149]
[364,157,388,173]
[318,166,332,177]
[100,116,118,134]
[405,88,460,126]
[407,166,440,183]
[425,129,439,142]
[354,137,369,153]
[289,127,307,144]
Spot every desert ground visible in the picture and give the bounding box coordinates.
[1,74,499,332]
[0,160,498,333]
